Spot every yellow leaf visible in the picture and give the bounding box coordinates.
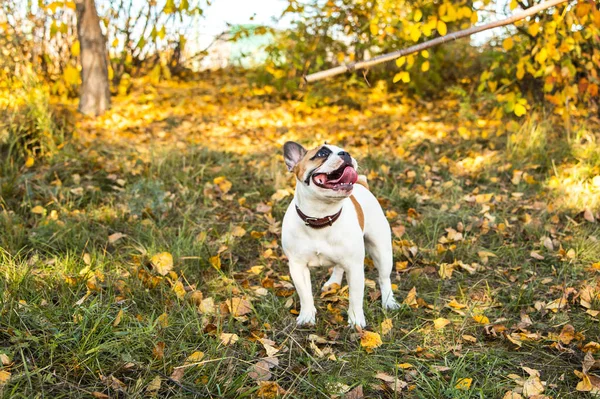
[514,103,526,117]
[421,60,430,72]
[248,265,264,274]
[414,9,423,22]
[395,56,406,67]
[528,22,540,37]
[231,225,246,237]
[226,297,252,316]
[455,377,472,390]
[173,281,186,300]
[0,370,10,386]
[410,25,421,42]
[213,176,232,194]
[502,37,514,51]
[472,314,489,324]
[220,333,239,346]
[522,376,544,396]
[31,205,45,214]
[270,189,290,202]
[397,362,414,369]
[113,309,123,327]
[437,20,447,36]
[185,351,205,364]
[360,331,383,353]
[448,299,467,309]
[71,41,80,57]
[403,287,418,308]
[157,312,169,328]
[433,317,451,330]
[146,375,161,392]
[380,318,393,335]
[25,156,35,167]
[439,263,454,279]
[151,252,174,276]
[558,324,575,344]
[209,255,221,270]
[421,50,429,59]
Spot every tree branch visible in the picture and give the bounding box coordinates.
[304,0,569,83]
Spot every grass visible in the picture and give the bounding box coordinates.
[1,74,600,398]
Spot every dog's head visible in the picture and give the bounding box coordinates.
[283,141,359,199]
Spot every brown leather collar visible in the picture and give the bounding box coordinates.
[296,205,342,229]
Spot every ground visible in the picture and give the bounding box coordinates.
[1,72,600,398]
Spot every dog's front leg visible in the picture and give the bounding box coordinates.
[289,260,316,325]
[346,264,366,327]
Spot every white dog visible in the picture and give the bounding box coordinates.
[281,142,399,327]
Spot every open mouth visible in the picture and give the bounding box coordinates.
[312,165,358,190]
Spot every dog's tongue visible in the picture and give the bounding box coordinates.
[333,166,358,184]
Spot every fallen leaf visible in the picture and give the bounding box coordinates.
[231,225,246,237]
[113,309,123,327]
[380,318,393,335]
[108,232,126,244]
[530,251,544,260]
[209,255,221,270]
[502,391,523,399]
[584,208,595,223]
[360,331,383,353]
[0,354,10,366]
[173,281,186,300]
[433,317,451,330]
[455,377,472,390]
[91,393,110,399]
[151,252,173,275]
[256,381,286,398]
[248,360,272,381]
[522,376,544,396]
[31,205,45,214]
[0,370,10,386]
[220,333,239,346]
[472,314,489,324]
[226,297,252,316]
[345,385,364,399]
[156,312,169,328]
[146,375,161,393]
[153,341,165,359]
[184,351,205,366]
[403,287,418,308]
[558,324,575,344]
[397,363,414,369]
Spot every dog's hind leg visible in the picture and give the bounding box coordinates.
[322,266,344,291]
[366,236,400,310]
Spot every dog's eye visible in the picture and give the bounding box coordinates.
[316,148,331,158]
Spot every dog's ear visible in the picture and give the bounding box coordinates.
[283,141,307,171]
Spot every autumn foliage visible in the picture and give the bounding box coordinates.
[1,0,600,398]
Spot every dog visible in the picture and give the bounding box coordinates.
[281,141,399,327]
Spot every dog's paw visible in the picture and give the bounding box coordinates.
[296,307,317,326]
[347,313,367,328]
[383,297,400,310]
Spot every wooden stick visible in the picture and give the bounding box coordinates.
[304,0,568,83]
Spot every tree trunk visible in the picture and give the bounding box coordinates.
[75,0,111,116]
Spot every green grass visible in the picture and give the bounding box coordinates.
[1,80,600,398]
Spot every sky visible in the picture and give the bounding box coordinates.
[193,0,289,49]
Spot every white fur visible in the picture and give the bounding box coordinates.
[281,145,399,327]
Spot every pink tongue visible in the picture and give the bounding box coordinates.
[330,166,358,184]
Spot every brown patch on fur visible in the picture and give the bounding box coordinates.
[356,175,369,190]
[349,195,365,231]
[293,146,324,182]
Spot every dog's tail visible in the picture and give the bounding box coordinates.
[356,174,369,190]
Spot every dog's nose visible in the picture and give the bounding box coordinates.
[338,151,351,163]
